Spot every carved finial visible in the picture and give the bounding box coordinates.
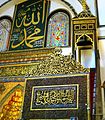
[82,0,87,11]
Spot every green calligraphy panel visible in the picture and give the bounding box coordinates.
[9,0,50,50]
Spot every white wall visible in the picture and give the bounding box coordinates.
[64,0,82,13]
[0,6,15,17]
[0,0,83,19]
[81,49,95,68]
[96,0,105,26]
[49,0,82,18]
[87,0,96,16]
[98,28,105,37]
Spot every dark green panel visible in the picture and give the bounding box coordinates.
[9,0,50,50]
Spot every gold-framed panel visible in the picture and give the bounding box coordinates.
[22,74,90,120]
[30,84,79,111]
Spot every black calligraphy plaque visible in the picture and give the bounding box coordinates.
[31,84,78,110]
[22,74,90,120]
[9,0,50,50]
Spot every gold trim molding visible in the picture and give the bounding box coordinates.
[0,48,55,64]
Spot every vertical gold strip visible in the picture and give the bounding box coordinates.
[77,84,79,109]
[30,86,34,110]
[43,0,50,47]
[42,0,45,23]
[11,5,17,34]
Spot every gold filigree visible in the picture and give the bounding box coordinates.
[37,48,89,76]
[0,48,89,78]
[0,63,39,77]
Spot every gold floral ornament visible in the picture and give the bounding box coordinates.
[0,89,23,120]
[34,48,90,76]
[0,48,89,77]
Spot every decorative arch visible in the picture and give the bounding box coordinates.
[45,9,71,48]
[76,34,93,47]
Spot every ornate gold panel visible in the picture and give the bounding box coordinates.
[0,48,89,78]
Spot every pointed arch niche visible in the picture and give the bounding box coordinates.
[45,9,71,47]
